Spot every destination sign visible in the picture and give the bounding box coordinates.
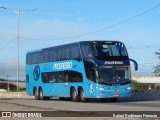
[105,61,123,65]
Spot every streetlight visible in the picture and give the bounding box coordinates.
[0,7,37,91]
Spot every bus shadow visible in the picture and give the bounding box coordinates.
[24,97,160,103]
[51,97,160,103]
[117,97,160,103]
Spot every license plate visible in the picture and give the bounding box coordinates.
[113,94,120,97]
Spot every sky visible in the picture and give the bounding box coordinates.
[0,0,160,80]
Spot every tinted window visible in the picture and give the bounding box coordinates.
[42,71,83,83]
[26,54,32,64]
[26,43,82,64]
[66,47,70,60]
[32,53,38,64]
[70,44,81,61]
[80,43,93,59]
[26,75,29,83]
[42,73,49,83]
[68,71,83,82]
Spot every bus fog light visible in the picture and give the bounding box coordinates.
[99,92,103,96]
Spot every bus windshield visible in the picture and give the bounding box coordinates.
[94,42,128,57]
[98,66,130,84]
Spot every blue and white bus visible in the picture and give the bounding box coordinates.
[26,41,138,102]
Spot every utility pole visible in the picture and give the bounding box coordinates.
[0,7,37,91]
[6,73,11,92]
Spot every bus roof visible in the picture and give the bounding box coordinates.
[27,40,124,54]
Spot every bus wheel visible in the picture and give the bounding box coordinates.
[79,88,87,102]
[39,88,44,100]
[34,88,40,100]
[109,98,118,102]
[39,88,50,100]
[71,88,78,102]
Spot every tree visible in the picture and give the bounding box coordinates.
[154,50,160,76]
[131,80,141,90]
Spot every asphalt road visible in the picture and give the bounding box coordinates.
[0,97,159,111]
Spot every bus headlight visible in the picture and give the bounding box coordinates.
[126,86,131,90]
[95,86,104,91]
[99,87,105,90]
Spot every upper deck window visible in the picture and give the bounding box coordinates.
[80,42,93,59]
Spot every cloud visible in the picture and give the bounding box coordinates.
[0,60,25,80]
[0,17,159,78]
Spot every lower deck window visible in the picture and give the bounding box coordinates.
[42,71,83,83]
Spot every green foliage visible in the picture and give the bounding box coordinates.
[10,88,26,92]
[0,78,7,81]
[131,80,141,90]
[154,50,160,76]
[155,85,160,90]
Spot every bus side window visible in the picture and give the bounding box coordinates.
[26,75,29,83]
[80,43,93,59]
[57,72,64,83]
[68,71,83,82]
[87,69,96,82]
[66,48,70,60]
[70,44,81,61]
[61,48,66,60]
[49,73,56,83]
[26,54,32,64]
[42,73,49,83]
[64,71,69,82]
[47,50,52,62]
[53,49,57,62]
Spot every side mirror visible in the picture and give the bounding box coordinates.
[129,59,138,71]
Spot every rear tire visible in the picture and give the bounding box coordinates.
[79,88,87,102]
[34,88,40,100]
[39,88,44,100]
[71,88,78,102]
[39,88,50,100]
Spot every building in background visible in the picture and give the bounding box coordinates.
[132,76,160,90]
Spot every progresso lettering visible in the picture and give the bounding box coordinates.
[53,62,72,70]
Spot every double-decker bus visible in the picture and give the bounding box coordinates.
[26,41,138,102]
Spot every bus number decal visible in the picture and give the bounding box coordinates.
[53,62,72,70]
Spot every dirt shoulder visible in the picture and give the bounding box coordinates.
[0,91,32,98]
